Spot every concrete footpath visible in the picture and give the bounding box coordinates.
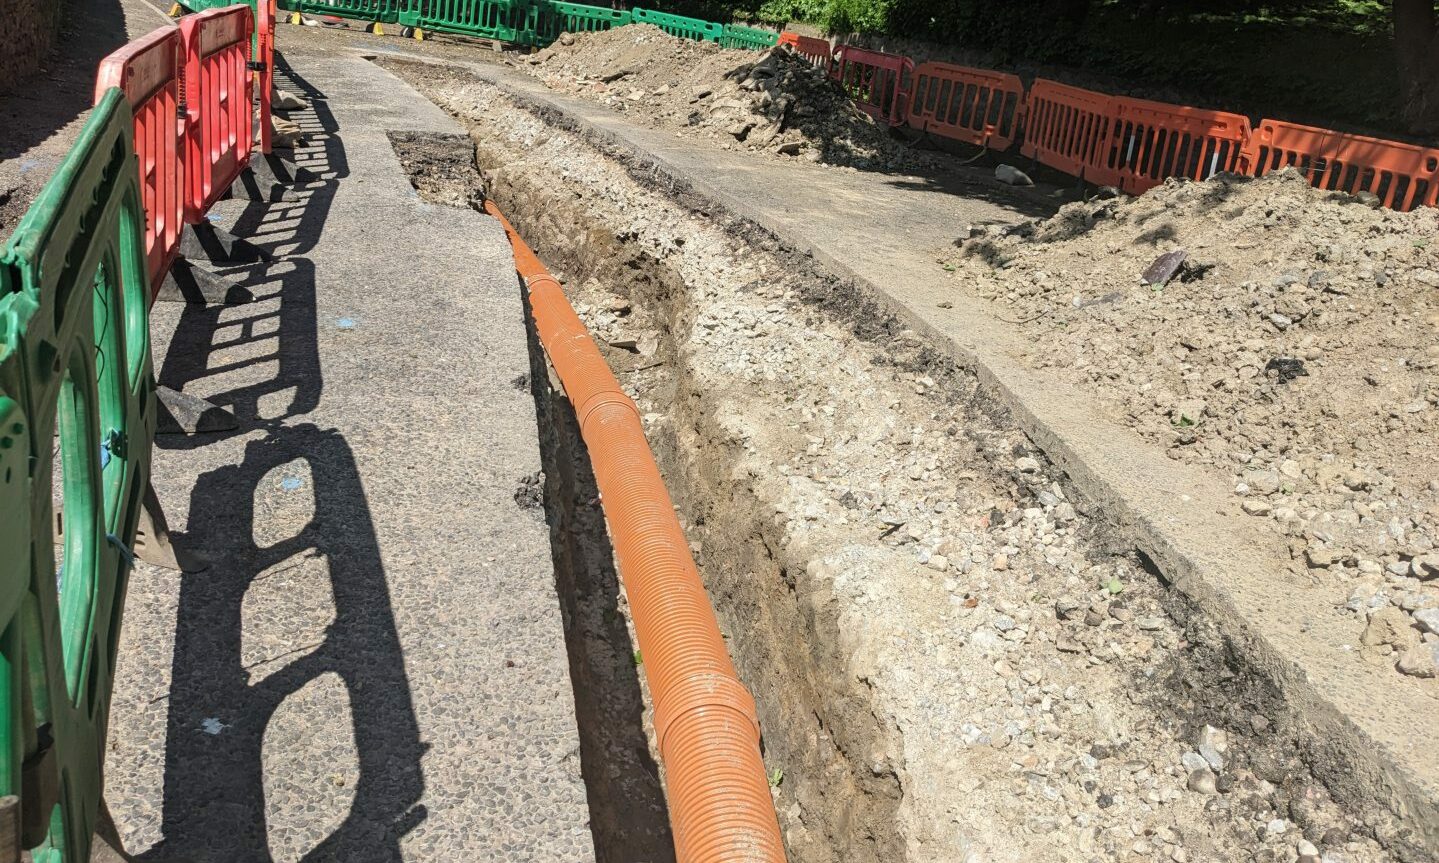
[103,48,594,861]
[358,44,1439,850]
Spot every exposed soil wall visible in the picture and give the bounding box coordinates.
[0,0,63,93]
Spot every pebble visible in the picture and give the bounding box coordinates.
[1241,499,1274,516]
[992,553,1009,571]
[926,554,949,572]
[1187,767,1217,794]
[1015,456,1041,473]
[1413,608,1439,635]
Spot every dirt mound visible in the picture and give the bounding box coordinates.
[525,25,926,171]
[945,169,1439,679]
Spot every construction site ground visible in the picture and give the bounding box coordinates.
[1,10,1436,863]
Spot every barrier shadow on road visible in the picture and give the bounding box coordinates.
[137,423,428,862]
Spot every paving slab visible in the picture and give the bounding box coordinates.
[103,47,594,861]
[348,43,1439,853]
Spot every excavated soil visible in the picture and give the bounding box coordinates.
[522,24,929,171]
[941,174,1439,685]
[382,56,1429,863]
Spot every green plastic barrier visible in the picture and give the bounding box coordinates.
[0,88,155,863]
[283,0,399,24]
[720,22,778,50]
[398,0,528,39]
[527,1,630,47]
[631,7,721,43]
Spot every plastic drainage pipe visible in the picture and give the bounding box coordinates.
[486,200,786,863]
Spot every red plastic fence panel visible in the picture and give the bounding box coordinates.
[1104,95,1252,195]
[778,31,832,70]
[906,61,1025,151]
[180,5,254,224]
[258,0,275,154]
[1245,120,1439,212]
[95,25,184,302]
[1019,79,1120,187]
[831,44,912,127]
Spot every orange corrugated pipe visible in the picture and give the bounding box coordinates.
[485,200,786,863]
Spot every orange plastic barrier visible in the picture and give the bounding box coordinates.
[257,0,275,154]
[484,199,786,863]
[179,5,254,223]
[94,25,184,300]
[1019,79,1119,186]
[1104,95,1252,195]
[831,44,912,126]
[778,31,832,70]
[907,61,1025,151]
[1245,119,1439,212]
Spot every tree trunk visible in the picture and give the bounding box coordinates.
[1395,0,1439,134]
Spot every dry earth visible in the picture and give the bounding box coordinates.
[942,172,1439,686]
[522,24,928,171]
[382,56,1423,863]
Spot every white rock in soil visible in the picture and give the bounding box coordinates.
[1396,646,1438,678]
[1241,499,1273,516]
[1015,456,1041,473]
[995,164,1034,186]
[1413,607,1439,635]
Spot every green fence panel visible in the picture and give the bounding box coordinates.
[0,88,155,863]
[630,7,721,43]
[283,0,399,24]
[720,22,777,50]
[526,1,630,47]
[398,0,527,39]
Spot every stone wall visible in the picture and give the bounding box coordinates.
[0,0,64,92]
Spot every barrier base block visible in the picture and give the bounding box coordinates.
[228,166,294,204]
[156,385,239,436]
[251,151,319,187]
[181,222,272,265]
[134,479,209,572]
[160,257,257,304]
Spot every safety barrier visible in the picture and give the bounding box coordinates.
[720,22,778,51]
[257,0,275,154]
[94,25,184,299]
[1019,78,1120,186]
[631,7,722,43]
[1104,96,1252,195]
[907,61,1025,151]
[831,44,912,126]
[180,5,255,223]
[485,198,785,863]
[1245,119,1439,212]
[0,88,155,863]
[285,0,399,24]
[529,0,629,44]
[778,31,832,69]
[398,0,527,41]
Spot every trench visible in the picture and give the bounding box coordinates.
[382,67,1414,863]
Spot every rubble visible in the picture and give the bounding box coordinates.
[524,24,928,170]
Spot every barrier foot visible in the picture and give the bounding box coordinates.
[228,166,294,204]
[135,480,208,572]
[92,798,132,863]
[250,151,319,187]
[159,258,257,305]
[156,385,239,436]
[181,222,272,265]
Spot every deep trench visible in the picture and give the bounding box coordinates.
[384,105,1425,862]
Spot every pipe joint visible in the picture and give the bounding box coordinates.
[575,389,641,431]
[654,671,760,755]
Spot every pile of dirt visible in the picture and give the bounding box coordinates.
[943,169,1439,680]
[524,25,927,171]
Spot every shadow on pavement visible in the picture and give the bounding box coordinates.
[139,57,428,861]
